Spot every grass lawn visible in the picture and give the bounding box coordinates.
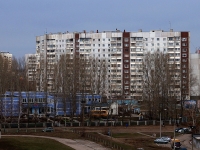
[0,137,74,150]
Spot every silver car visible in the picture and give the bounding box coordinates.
[42,127,54,132]
[154,138,168,144]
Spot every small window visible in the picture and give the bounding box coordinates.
[182,54,187,57]
[124,38,129,42]
[124,44,129,47]
[182,38,187,41]
[182,43,187,46]
[182,48,187,52]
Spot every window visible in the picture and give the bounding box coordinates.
[151,43,154,46]
[22,98,27,103]
[124,44,129,47]
[157,43,160,46]
[124,70,129,73]
[124,86,129,89]
[182,43,187,46]
[124,49,129,52]
[163,38,166,41]
[124,54,129,57]
[124,38,129,42]
[124,60,129,62]
[182,53,187,57]
[124,64,129,68]
[182,48,187,52]
[182,38,187,41]
[157,38,159,41]
[182,59,187,62]
[182,70,187,73]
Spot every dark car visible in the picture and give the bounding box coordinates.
[42,127,54,132]
[171,139,181,149]
[175,128,183,132]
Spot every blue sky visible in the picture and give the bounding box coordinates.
[0,0,199,58]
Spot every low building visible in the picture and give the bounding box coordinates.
[0,91,102,117]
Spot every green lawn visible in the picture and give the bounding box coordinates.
[0,137,75,150]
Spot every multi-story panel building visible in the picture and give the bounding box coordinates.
[25,54,38,87]
[190,50,200,96]
[29,29,190,101]
[0,52,12,69]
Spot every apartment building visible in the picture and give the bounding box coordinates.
[190,50,200,96]
[0,52,12,69]
[28,29,190,101]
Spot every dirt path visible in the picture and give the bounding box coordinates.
[2,135,110,150]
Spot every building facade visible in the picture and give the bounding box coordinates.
[1,91,102,117]
[0,52,12,70]
[27,29,190,101]
[190,50,200,96]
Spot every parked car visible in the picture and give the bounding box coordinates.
[154,138,168,144]
[42,127,54,132]
[171,138,181,149]
[161,136,171,142]
[175,128,183,132]
[176,127,191,133]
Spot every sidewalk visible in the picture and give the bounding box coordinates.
[177,134,197,150]
[2,135,110,150]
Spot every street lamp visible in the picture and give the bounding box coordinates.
[160,112,161,138]
[159,109,167,138]
[173,116,182,150]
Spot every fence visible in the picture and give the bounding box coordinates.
[0,119,182,128]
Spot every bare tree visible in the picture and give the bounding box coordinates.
[141,52,179,120]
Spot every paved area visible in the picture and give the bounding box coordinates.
[2,135,110,150]
[178,134,197,150]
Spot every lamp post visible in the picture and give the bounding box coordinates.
[159,109,167,138]
[160,112,161,138]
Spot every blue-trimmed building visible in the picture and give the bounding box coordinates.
[0,91,102,117]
